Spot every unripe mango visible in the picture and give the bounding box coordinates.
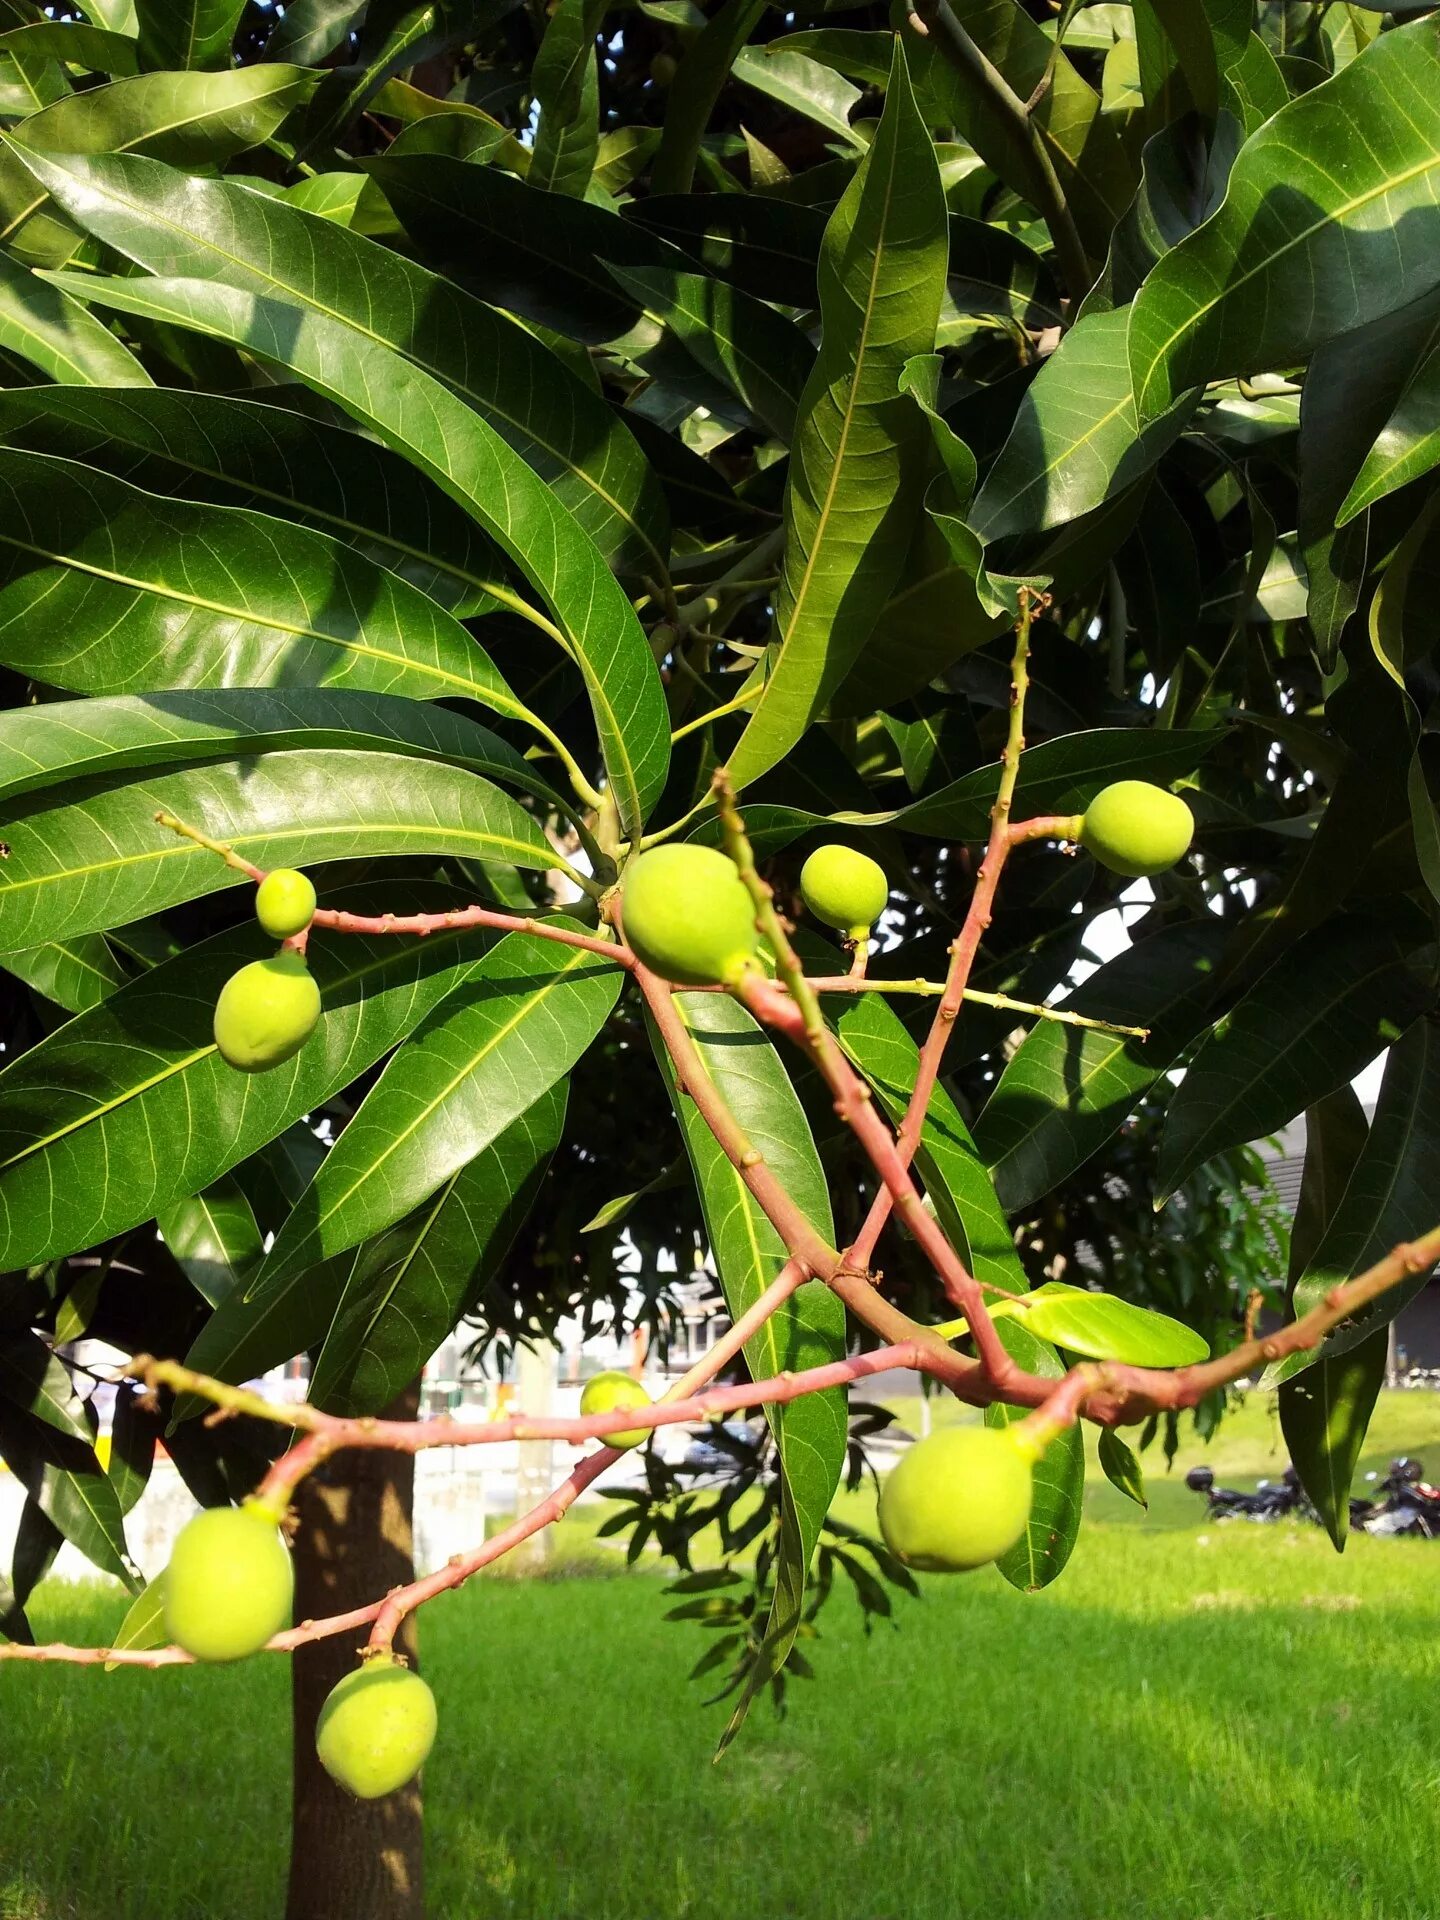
[1079,781,1194,879]
[799,844,888,940]
[620,844,760,986]
[878,1425,1033,1572]
[580,1369,653,1450]
[255,867,316,940]
[213,952,321,1073]
[316,1655,437,1800]
[162,1499,293,1662]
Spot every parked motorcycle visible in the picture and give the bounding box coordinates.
[1349,1458,1440,1538]
[1186,1458,1440,1536]
[1184,1463,1313,1523]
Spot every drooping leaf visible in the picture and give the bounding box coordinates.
[0,935,126,1012]
[985,1318,1083,1592]
[16,145,672,578]
[106,1574,170,1666]
[0,66,316,265]
[649,991,845,1754]
[727,42,947,789]
[971,308,1197,545]
[1098,1427,1146,1509]
[530,0,603,197]
[1010,1282,1209,1366]
[1338,334,1440,522]
[0,1331,92,1443]
[1269,1016,1440,1386]
[0,1401,135,1586]
[254,927,621,1288]
[1128,19,1440,423]
[0,902,487,1269]
[976,921,1229,1211]
[43,264,670,836]
[0,751,560,950]
[309,1081,567,1415]
[1158,917,1432,1197]
[156,1176,264,1310]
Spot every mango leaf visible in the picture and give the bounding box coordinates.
[1097,1427,1146,1509]
[107,1380,163,1518]
[1297,289,1440,661]
[730,44,863,149]
[0,751,559,950]
[1268,1016,1440,1387]
[0,251,150,386]
[1128,19,1440,424]
[601,260,814,443]
[834,990,1026,1295]
[0,902,486,1269]
[0,449,540,730]
[1338,335,1440,522]
[0,22,140,78]
[255,928,621,1288]
[970,307,1196,545]
[15,141,671,576]
[900,0,1134,259]
[1011,1282,1208,1365]
[308,1081,567,1415]
[265,0,366,64]
[0,935,126,1013]
[976,921,1229,1212]
[105,1574,169,1668]
[530,0,602,196]
[649,991,845,1755]
[984,1318,1083,1592]
[1158,917,1432,1197]
[0,1331,91,1442]
[727,42,946,790]
[0,66,315,266]
[0,689,558,816]
[626,190,825,308]
[135,0,245,69]
[0,385,514,616]
[42,263,670,838]
[0,1401,136,1586]
[651,0,765,196]
[1276,1083,1381,1549]
[156,1176,264,1310]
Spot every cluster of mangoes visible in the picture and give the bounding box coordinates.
[619,779,1195,988]
[212,868,323,1073]
[162,1501,436,1798]
[212,781,1192,1074]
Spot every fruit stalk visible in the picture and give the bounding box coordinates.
[845,594,1044,1279]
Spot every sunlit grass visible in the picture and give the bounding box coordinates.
[2,1392,1438,1919]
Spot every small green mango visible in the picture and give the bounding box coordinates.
[316,1656,438,1800]
[1079,781,1194,878]
[162,1500,292,1662]
[878,1425,1033,1573]
[620,845,760,986]
[799,844,889,940]
[213,952,321,1073]
[255,867,317,940]
[580,1369,653,1450]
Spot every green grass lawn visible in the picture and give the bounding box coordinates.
[3,1392,1439,1920]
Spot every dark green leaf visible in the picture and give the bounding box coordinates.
[1129,19,1440,423]
[728,43,947,788]
[977,922,1228,1211]
[156,1176,264,1309]
[0,750,559,950]
[985,1319,1083,1592]
[256,927,620,1287]
[1098,1426,1146,1508]
[1,935,126,1012]
[0,904,485,1269]
[0,1401,135,1585]
[309,1082,565,1415]
[1159,918,1431,1197]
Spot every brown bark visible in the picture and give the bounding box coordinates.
[286,1381,424,1920]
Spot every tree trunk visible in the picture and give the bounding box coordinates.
[286,1381,424,1920]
